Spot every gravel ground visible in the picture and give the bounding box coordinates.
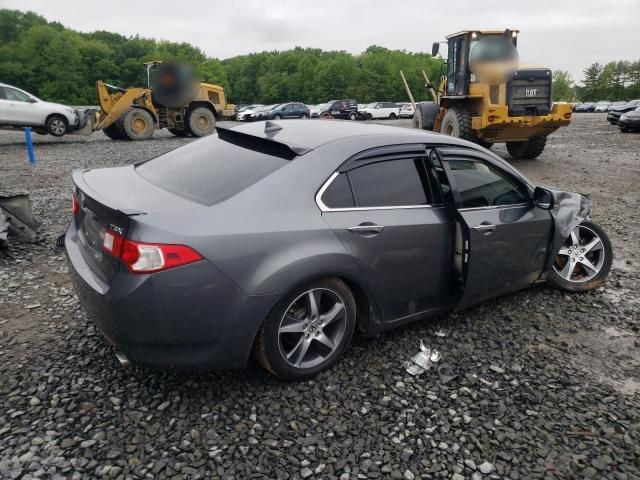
[0,114,639,480]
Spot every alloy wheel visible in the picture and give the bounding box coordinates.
[277,288,347,369]
[553,224,606,282]
[50,118,66,135]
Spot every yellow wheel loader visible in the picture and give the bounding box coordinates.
[413,30,572,159]
[94,61,235,141]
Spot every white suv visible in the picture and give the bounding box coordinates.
[358,102,400,120]
[0,83,79,136]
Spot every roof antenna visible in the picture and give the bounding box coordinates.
[264,121,283,135]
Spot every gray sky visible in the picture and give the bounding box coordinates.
[4,0,639,82]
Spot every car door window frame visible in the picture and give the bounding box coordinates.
[434,148,532,211]
[316,145,436,212]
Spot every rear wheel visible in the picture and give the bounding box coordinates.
[349,112,357,121]
[439,107,477,143]
[254,278,356,380]
[187,107,216,137]
[273,114,282,120]
[548,221,612,292]
[102,123,126,140]
[121,108,155,141]
[388,112,397,119]
[506,136,547,159]
[46,115,68,137]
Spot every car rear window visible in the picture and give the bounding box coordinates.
[136,132,289,206]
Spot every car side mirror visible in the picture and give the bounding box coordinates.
[432,42,440,57]
[533,187,555,210]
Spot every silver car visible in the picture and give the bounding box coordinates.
[0,83,79,136]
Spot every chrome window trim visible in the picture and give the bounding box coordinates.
[458,202,529,212]
[315,172,434,212]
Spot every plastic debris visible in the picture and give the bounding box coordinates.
[434,330,447,337]
[405,341,441,376]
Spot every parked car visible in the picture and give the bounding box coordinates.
[65,120,612,380]
[571,102,582,112]
[358,102,400,120]
[574,102,595,113]
[619,106,640,132]
[607,101,626,111]
[244,104,278,121]
[236,105,263,121]
[317,99,358,120]
[399,103,416,118]
[309,103,327,118]
[0,82,79,136]
[262,102,310,120]
[607,99,640,124]
[594,101,611,112]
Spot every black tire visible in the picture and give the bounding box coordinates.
[348,112,357,121]
[302,113,309,119]
[102,123,126,140]
[273,114,282,120]
[412,101,439,131]
[187,106,216,137]
[121,108,155,141]
[389,112,397,120]
[168,128,190,137]
[506,136,547,159]
[548,221,612,292]
[439,107,477,142]
[46,115,68,137]
[254,277,356,381]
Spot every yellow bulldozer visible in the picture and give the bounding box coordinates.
[94,61,234,140]
[413,29,572,159]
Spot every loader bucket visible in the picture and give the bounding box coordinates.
[0,194,41,242]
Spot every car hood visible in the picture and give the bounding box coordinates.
[40,101,74,112]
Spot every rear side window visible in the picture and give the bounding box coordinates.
[348,159,430,207]
[321,173,355,208]
[449,159,528,208]
[136,133,289,205]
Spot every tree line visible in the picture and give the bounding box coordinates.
[1,9,638,107]
[0,9,442,106]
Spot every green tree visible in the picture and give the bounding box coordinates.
[552,70,575,102]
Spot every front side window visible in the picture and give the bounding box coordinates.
[4,87,31,102]
[448,159,528,208]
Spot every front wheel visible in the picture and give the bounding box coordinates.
[439,107,477,142]
[254,278,356,380]
[506,136,547,159]
[273,114,282,120]
[121,108,155,141]
[388,113,397,120]
[548,221,612,292]
[46,115,68,137]
[349,112,357,121]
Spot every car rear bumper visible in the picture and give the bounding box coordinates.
[64,222,276,370]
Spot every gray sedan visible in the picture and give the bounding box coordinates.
[65,121,612,380]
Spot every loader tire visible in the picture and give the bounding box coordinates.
[413,101,439,131]
[506,135,547,159]
[121,108,155,141]
[439,107,477,143]
[102,123,126,140]
[187,107,216,137]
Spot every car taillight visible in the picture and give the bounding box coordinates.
[72,193,80,215]
[102,228,203,274]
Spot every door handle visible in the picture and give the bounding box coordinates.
[347,223,385,236]
[472,222,496,235]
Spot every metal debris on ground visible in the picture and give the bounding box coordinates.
[0,193,41,253]
[405,341,441,376]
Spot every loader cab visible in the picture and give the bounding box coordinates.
[443,30,519,97]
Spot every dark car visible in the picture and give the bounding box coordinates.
[262,102,310,120]
[574,102,595,113]
[65,121,612,380]
[618,106,640,132]
[318,99,358,120]
[607,99,640,124]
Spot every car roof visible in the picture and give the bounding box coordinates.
[227,119,462,152]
